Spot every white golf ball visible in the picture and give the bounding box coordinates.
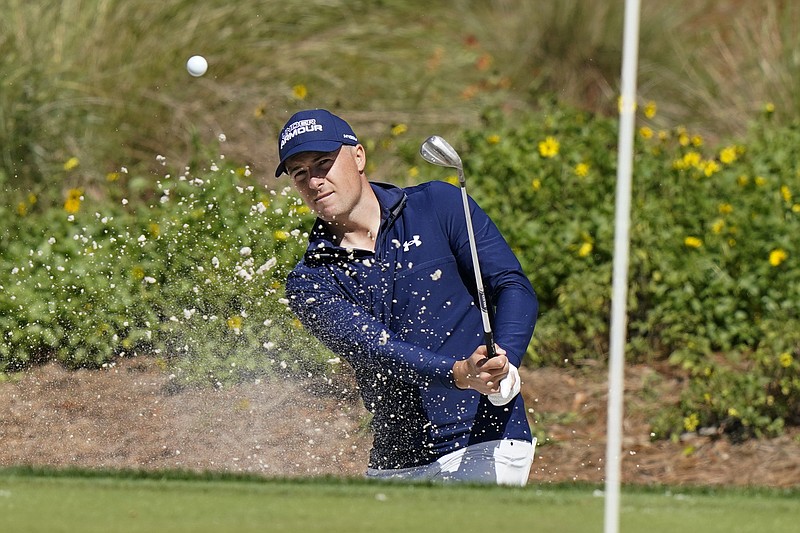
[186,55,208,77]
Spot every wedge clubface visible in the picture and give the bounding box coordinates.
[420,136,496,358]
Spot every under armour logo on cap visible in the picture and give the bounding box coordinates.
[275,109,359,177]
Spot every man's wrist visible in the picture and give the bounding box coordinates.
[452,360,468,390]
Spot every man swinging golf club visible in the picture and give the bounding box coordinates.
[275,109,538,485]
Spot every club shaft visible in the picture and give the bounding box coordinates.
[460,185,496,358]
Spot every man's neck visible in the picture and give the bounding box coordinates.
[337,226,378,251]
[330,187,381,252]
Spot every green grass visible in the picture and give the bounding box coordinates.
[1,468,798,533]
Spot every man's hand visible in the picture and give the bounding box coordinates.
[488,363,521,406]
[453,344,509,394]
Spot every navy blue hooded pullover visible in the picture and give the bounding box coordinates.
[286,180,538,470]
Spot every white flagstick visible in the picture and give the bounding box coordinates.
[605,1,641,532]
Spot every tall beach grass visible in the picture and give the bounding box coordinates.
[1,0,798,191]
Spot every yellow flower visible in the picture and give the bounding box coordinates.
[719,146,738,164]
[644,100,657,119]
[391,123,408,136]
[711,219,724,234]
[719,203,733,215]
[764,102,775,114]
[678,132,690,147]
[686,151,701,168]
[684,236,703,248]
[538,136,560,158]
[673,151,701,171]
[486,134,501,145]
[755,175,766,186]
[578,242,593,258]
[793,204,800,213]
[683,413,699,432]
[779,352,793,368]
[17,202,28,216]
[780,185,792,203]
[292,84,308,100]
[148,222,160,237]
[445,175,459,186]
[737,175,749,187]
[691,135,703,147]
[407,166,419,179]
[574,163,589,177]
[63,157,80,171]
[226,315,243,333]
[531,178,542,191]
[727,407,739,418]
[27,193,37,205]
[702,160,720,177]
[639,126,653,139]
[769,248,787,267]
[106,172,120,182]
[273,230,290,241]
[63,188,83,214]
[131,266,145,280]
[64,197,81,214]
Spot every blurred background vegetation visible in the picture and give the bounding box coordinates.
[2,0,798,188]
[2,0,799,440]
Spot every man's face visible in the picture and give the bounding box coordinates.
[285,145,366,223]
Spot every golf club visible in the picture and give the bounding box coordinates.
[419,135,496,358]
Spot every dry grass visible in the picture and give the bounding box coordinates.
[1,0,798,188]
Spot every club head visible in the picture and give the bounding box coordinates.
[420,135,463,171]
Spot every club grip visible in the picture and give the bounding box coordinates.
[484,331,497,358]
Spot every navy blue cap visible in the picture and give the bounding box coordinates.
[275,109,359,177]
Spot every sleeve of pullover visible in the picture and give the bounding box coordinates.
[286,269,456,388]
[429,181,538,367]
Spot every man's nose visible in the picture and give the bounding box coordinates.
[308,172,326,188]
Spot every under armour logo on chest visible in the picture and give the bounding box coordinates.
[402,235,422,252]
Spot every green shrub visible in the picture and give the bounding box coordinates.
[430,99,800,439]
[3,96,800,440]
[0,157,333,386]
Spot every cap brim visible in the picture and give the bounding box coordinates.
[274,140,345,177]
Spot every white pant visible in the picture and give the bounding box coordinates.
[366,438,536,486]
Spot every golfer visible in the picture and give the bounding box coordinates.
[275,109,538,485]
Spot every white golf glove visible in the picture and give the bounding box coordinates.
[488,363,521,406]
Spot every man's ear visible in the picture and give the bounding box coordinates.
[354,144,367,173]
